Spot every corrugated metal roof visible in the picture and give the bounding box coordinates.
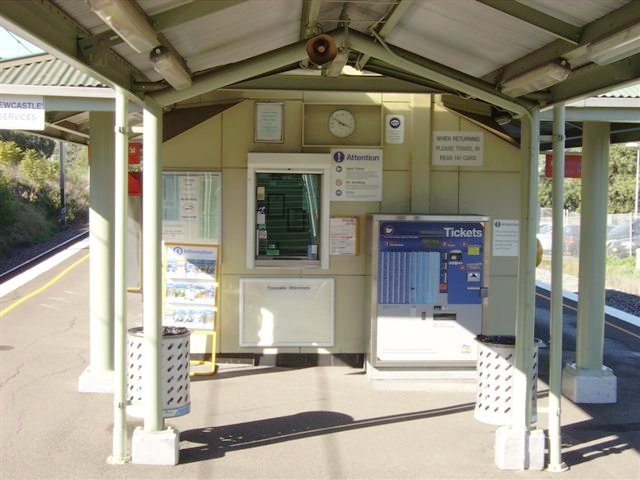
[0,54,106,87]
[600,84,640,98]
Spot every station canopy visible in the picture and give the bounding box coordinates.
[1,0,639,147]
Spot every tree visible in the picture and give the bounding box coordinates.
[19,148,57,200]
[0,131,55,158]
[0,140,23,166]
[538,144,637,213]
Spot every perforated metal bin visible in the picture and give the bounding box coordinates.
[126,326,191,418]
[474,335,539,425]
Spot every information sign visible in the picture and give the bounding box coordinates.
[492,219,519,256]
[432,131,484,166]
[330,217,359,256]
[163,243,219,331]
[330,148,383,201]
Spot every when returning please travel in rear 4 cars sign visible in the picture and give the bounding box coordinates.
[432,131,484,166]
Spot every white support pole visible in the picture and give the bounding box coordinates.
[109,89,129,464]
[562,122,617,404]
[143,98,163,433]
[495,109,545,471]
[514,109,539,431]
[132,97,179,466]
[79,112,115,393]
[548,104,568,472]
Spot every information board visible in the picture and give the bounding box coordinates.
[162,171,221,244]
[240,278,334,347]
[163,243,219,331]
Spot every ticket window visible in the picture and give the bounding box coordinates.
[246,153,330,269]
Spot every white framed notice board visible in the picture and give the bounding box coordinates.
[239,277,335,347]
[162,170,222,245]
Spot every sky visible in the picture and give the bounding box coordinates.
[0,27,43,60]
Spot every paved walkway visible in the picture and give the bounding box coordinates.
[1,244,639,479]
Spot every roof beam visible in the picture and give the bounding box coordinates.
[0,0,142,98]
[150,0,248,32]
[356,0,412,70]
[300,0,322,38]
[151,36,311,107]
[225,74,436,93]
[548,53,640,106]
[345,29,532,115]
[483,1,640,89]
[476,0,582,44]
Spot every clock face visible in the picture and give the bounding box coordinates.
[328,109,356,138]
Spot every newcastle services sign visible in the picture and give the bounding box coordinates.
[0,95,45,130]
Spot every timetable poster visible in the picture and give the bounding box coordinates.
[162,171,221,245]
[163,243,219,331]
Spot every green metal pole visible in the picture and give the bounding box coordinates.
[513,109,539,431]
[111,90,129,463]
[548,104,568,472]
[143,98,164,432]
[576,122,609,371]
[88,112,115,377]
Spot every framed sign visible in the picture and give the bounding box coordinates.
[255,102,284,143]
[162,170,221,244]
[163,243,219,331]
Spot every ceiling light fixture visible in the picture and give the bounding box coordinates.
[149,46,192,91]
[500,62,570,97]
[586,22,640,65]
[87,0,159,53]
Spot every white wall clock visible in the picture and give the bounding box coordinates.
[328,109,356,138]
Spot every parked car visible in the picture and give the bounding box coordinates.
[537,227,553,252]
[562,224,580,256]
[606,218,640,258]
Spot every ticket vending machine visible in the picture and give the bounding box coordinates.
[368,214,490,369]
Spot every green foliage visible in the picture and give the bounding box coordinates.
[0,140,23,166]
[0,131,55,158]
[538,144,638,213]
[0,174,54,256]
[0,135,88,257]
[19,148,58,200]
[605,255,638,276]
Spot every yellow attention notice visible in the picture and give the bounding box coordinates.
[468,246,480,256]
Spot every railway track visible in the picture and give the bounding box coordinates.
[0,229,89,284]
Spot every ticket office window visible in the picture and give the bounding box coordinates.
[247,153,330,269]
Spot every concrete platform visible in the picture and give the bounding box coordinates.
[1,246,639,479]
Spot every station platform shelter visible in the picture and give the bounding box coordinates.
[1,0,640,472]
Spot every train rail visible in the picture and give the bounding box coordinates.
[0,229,89,284]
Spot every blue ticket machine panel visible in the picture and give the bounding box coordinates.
[368,215,490,367]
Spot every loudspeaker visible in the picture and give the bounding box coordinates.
[305,34,338,66]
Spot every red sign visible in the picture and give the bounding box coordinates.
[128,172,142,197]
[128,142,142,165]
[128,143,142,196]
[545,153,582,178]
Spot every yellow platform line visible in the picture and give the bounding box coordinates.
[0,254,89,317]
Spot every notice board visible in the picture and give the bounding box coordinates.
[162,171,221,245]
[240,277,335,347]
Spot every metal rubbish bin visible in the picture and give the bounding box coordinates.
[474,335,539,425]
[126,326,191,419]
